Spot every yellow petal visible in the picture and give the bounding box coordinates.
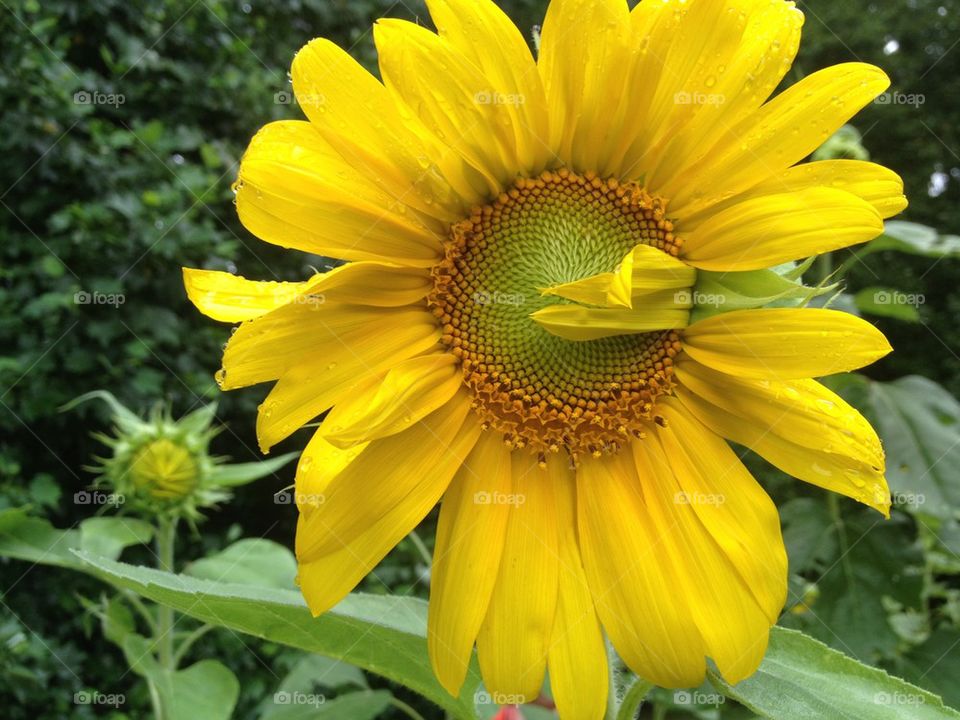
[375,19,528,194]
[221,303,435,390]
[236,120,444,265]
[638,0,804,187]
[295,431,367,518]
[674,360,889,515]
[296,398,480,616]
[633,423,775,683]
[538,0,631,171]
[182,268,311,323]
[477,451,558,703]
[321,354,462,448]
[531,298,690,341]
[680,188,883,271]
[296,393,479,567]
[291,39,474,220]
[255,314,440,452]
[546,455,607,720]
[297,262,433,307]
[577,450,706,688]
[424,0,550,174]
[653,399,788,624]
[428,431,512,697]
[184,263,432,325]
[683,160,907,229]
[666,62,890,219]
[541,244,696,309]
[682,308,892,379]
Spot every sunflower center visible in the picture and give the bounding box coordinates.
[428,169,683,463]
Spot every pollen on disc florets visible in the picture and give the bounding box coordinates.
[428,169,683,464]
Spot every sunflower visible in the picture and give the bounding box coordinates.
[184,0,906,716]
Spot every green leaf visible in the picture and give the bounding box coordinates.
[709,627,960,719]
[79,516,154,558]
[75,552,482,719]
[871,222,960,259]
[185,538,297,590]
[853,287,922,322]
[868,376,960,519]
[100,595,137,647]
[162,659,240,720]
[262,689,391,720]
[122,634,240,720]
[780,498,837,575]
[207,451,299,487]
[893,630,960,710]
[782,509,923,662]
[0,509,150,569]
[276,654,369,694]
[0,507,80,569]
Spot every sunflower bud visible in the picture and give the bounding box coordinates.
[129,438,200,501]
[65,390,297,522]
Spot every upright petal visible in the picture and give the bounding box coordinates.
[291,39,478,219]
[665,63,890,219]
[538,0,631,171]
[236,120,445,264]
[425,0,551,173]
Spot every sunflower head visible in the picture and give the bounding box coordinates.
[185,0,905,715]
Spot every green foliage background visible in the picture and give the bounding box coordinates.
[1,0,959,718]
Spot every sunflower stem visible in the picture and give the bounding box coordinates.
[172,623,214,666]
[815,252,834,285]
[407,529,433,568]
[615,678,655,720]
[604,638,620,720]
[155,517,178,674]
[388,696,427,720]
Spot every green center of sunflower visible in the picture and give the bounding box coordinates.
[429,169,683,463]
